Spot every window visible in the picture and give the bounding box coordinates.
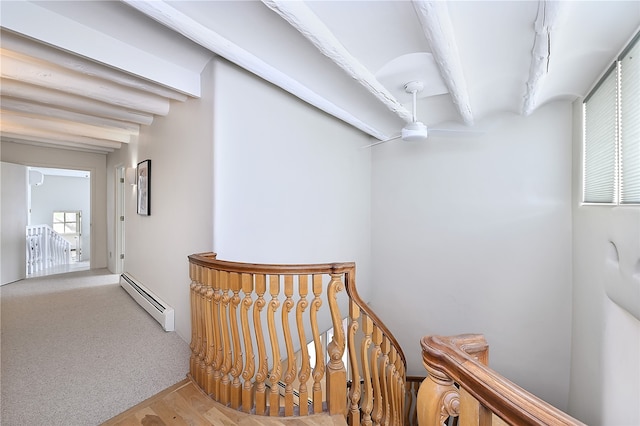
[583,32,640,205]
[53,211,79,235]
[620,36,640,203]
[53,211,82,260]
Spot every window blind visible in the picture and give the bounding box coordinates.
[620,37,640,204]
[583,67,618,203]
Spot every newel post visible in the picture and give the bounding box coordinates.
[416,359,459,425]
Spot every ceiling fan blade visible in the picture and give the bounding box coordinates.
[362,134,401,148]
[428,127,485,137]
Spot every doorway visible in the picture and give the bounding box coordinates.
[27,167,91,277]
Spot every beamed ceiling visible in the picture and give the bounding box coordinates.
[1,1,639,153]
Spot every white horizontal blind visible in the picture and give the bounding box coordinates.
[620,37,640,204]
[583,68,618,204]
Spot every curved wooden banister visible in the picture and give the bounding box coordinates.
[339,262,406,367]
[187,253,406,424]
[418,334,586,426]
[188,252,406,365]
[189,252,356,275]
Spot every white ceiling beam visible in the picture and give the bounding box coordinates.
[0,30,188,103]
[123,0,389,140]
[1,50,171,116]
[0,123,122,150]
[1,98,140,135]
[0,79,154,125]
[0,1,201,97]
[522,1,566,116]
[261,0,413,124]
[1,110,132,144]
[412,1,474,125]
[1,134,114,154]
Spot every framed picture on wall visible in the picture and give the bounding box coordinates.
[136,159,151,216]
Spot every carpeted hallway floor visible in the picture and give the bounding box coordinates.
[0,269,191,426]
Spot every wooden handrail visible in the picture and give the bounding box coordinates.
[418,334,586,426]
[189,252,357,274]
[187,253,406,424]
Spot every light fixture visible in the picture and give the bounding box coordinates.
[125,167,136,186]
[28,170,44,186]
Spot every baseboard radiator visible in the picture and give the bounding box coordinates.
[120,273,174,331]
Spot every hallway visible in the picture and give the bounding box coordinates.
[0,269,190,425]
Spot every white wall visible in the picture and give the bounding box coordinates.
[568,101,640,425]
[106,61,215,342]
[1,142,107,269]
[106,57,372,344]
[30,174,91,260]
[370,102,574,410]
[211,59,373,301]
[1,162,27,284]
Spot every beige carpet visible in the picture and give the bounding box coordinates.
[0,269,191,425]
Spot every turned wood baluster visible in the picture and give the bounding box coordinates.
[204,268,216,395]
[360,314,374,426]
[416,360,459,426]
[197,269,209,386]
[296,275,311,416]
[380,337,391,426]
[326,273,347,416]
[267,275,282,416]
[457,336,490,426]
[188,263,200,380]
[282,275,296,416]
[253,274,268,415]
[229,273,243,409]
[240,273,255,414]
[396,351,406,426]
[310,274,325,414]
[388,347,399,426]
[404,378,421,426]
[192,265,204,386]
[219,271,232,406]
[458,386,493,426]
[348,300,362,426]
[212,269,223,400]
[371,326,383,426]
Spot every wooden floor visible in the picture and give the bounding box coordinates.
[102,378,347,426]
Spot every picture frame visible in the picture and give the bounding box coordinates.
[136,159,151,216]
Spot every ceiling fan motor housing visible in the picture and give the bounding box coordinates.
[402,121,428,141]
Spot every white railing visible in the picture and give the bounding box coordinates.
[26,225,72,274]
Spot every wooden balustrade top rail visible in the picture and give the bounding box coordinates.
[419,334,586,426]
[189,252,356,274]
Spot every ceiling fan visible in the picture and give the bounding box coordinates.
[365,80,474,148]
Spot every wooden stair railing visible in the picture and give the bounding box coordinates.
[418,334,586,426]
[188,253,406,424]
[405,376,427,426]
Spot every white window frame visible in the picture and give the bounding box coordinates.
[582,31,640,206]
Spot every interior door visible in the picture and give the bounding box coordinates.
[115,166,125,273]
[1,162,28,284]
